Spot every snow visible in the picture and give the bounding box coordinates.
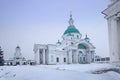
[0,63,120,80]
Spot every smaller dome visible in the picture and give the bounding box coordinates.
[84,35,90,42]
[16,45,20,48]
[56,40,61,45]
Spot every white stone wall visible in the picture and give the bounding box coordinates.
[103,0,120,64]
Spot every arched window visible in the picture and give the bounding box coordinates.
[56,57,59,62]
[78,44,87,49]
[64,58,66,62]
[79,51,82,53]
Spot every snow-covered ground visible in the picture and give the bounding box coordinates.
[0,63,120,80]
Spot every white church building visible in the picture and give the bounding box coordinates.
[6,45,27,65]
[33,14,96,65]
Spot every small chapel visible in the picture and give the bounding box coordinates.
[5,45,36,66]
[6,45,27,65]
[33,14,96,65]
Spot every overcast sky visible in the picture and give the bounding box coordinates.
[0,0,110,60]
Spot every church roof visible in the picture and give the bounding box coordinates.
[63,13,80,35]
[64,26,80,35]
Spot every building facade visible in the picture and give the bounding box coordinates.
[33,14,95,65]
[102,0,120,64]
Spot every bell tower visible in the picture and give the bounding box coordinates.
[14,45,22,59]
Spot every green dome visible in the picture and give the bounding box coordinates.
[84,35,90,41]
[64,26,80,35]
[56,40,61,45]
[84,37,90,40]
[16,45,20,48]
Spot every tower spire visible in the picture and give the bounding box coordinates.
[70,11,72,18]
[69,11,74,26]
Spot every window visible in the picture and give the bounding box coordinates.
[77,35,79,38]
[64,58,66,62]
[71,42,73,45]
[56,57,59,62]
[79,51,82,53]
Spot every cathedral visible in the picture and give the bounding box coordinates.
[33,14,95,65]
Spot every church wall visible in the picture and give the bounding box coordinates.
[55,52,67,64]
[48,50,67,64]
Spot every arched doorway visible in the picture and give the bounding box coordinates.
[72,50,76,63]
[78,51,83,64]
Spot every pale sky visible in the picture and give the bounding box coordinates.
[0,0,110,60]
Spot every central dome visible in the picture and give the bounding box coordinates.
[64,25,80,35]
[63,13,80,35]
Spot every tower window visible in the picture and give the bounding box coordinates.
[56,57,59,62]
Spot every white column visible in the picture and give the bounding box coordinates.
[108,19,112,62]
[116,17,120,62]
[35,49,40,65]
[75,52,78,63]
[68,50,72,64]
[34,53,37,64]
[109,18,119,63]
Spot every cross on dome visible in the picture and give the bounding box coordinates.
[69,11,74,26]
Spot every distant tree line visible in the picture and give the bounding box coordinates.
[0,46,4,66]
